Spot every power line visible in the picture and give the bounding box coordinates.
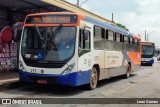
[80,0,88,6]
[77,0,88,7]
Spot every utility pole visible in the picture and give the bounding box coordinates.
[77,0,79,6]
[112,13,114,22]
[145,30,147,41]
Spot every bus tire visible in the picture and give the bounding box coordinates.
[86,67,98,90]
[124,65,131,79]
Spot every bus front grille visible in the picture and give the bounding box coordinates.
[28,75,58,83]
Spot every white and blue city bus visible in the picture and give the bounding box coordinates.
[141,42,155,66]
[19,12,141,89]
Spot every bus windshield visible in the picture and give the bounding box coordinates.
[21,26,76,62]
[142,45,154,56]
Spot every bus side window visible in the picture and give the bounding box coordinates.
[83,30,90,50]
[105,30,114,51]
[108,30,114,40]
[135,39,137,45]
[94,26,100,38]
[79,29,90,56]
[132,38,135,44]
[102,28,105,39]
[129,37,135,52]
[134,39,140,52]
[94,26,105,50]
[137,39,140,45]
[115,33,121,42]
[123,35,129,52]
[130,37,132,45]
[115,32,122,51]
[79,29,83,49]
[120,34,123,42]
[123,36,128,44]
[79,29,90,49]
[106,30,108,39]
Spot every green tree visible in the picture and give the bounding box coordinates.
[116,23,129,31]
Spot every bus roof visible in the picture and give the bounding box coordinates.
[26,12,79,16]
[26,12,85,20]
[142,41,155,43]
[25,12,137,38]
[86,16,132,36]
[142,42,155,46]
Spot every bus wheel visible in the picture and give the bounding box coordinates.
[124,65,131,79]
[87,67,98,90]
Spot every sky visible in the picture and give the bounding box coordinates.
[66,0,160,48]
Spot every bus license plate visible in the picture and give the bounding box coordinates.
[37,80,47,84]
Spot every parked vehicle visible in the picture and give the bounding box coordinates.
[19,12,141,89]
[141,42,155,66]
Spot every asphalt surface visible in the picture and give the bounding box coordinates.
[0,60,160,107]
[0,71,18,81]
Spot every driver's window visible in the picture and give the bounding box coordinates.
[79,29,90,50]
[84,30,90,49]
[79,29,83,49]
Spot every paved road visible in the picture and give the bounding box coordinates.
[1,61,160,107]
[0,71,18,81]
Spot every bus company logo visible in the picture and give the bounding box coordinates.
[2,99,11,104]
[41,70,44,73]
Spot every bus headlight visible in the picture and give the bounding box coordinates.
[61,63,75,75]
[19,61,26,72]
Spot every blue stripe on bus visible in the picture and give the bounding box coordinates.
[86,16,133,36]
[19,70,91,86]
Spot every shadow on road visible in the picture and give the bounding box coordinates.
[0,74,137,97]
[97,74,137,88]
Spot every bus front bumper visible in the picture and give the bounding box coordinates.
[141,59,154,65]
[19,70,91,86]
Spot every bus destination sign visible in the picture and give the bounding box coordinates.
[142,42,154,46]
[26,15,78,24]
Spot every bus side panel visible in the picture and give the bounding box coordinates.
[105,51,126,78]
[92,50,105,80]
[128,52,141,72]
[77,21,93,85]
[78,52,92,71]
[105,51,123,68]
[19,70,91,86]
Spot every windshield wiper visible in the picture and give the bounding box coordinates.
[49,24,63,51]
[52,24,63,37]
[34,24,46,60]
[34,24,44,40]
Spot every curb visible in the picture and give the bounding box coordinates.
[0,78,19,84]
[0,78,19,90]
